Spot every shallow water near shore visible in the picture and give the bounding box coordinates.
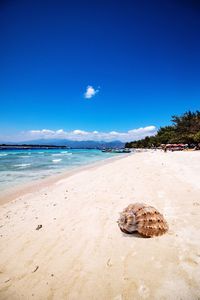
[0,149,116,192]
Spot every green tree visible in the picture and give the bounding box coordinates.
[194,131,200,143]
[125,110,200,148]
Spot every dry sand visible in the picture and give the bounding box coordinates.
[0,151,200,300]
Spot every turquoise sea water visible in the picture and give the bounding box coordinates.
[0,149,116,192]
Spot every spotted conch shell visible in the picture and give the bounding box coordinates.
[118,203,168,237]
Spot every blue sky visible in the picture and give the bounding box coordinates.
[0,0,200,142]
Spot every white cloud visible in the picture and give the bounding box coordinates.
[56,129,64,134]
[128,126,156,135]
[72,130,88,135]
[84,85,99,99]
[30,129,54,135]
[5,126,157,142]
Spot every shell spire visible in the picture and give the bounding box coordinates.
[118,203,168,238]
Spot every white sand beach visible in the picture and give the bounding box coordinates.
[0,151,200,300]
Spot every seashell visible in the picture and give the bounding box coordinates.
[118,203,168,237]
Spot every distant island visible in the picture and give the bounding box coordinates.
[0,144,68,150]
[0,140,125,150]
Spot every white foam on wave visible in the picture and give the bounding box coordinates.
[0,153,8,157]
[52,152,72,156]
[61,151,72,155]
[14,163,31,168]
[52,159,62,163]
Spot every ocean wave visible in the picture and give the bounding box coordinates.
[52,152,72,156]
[62,152,72,155]
[0,153,8,157]
[52,159,62,163]
[13,163,31,168]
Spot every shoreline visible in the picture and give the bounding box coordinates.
[0,153,131,205]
